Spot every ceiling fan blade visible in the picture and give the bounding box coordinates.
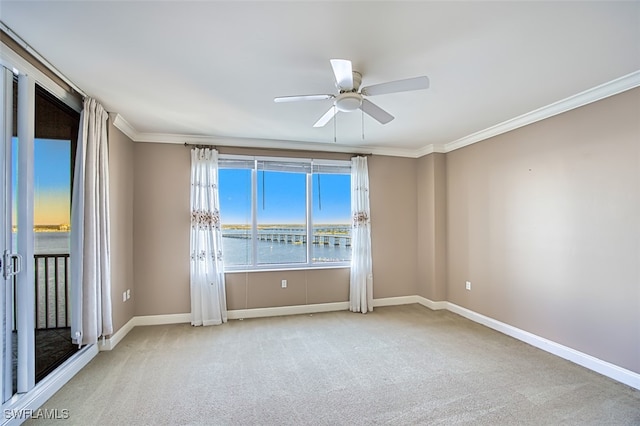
[330,59,353,91]
[274,94,334,103]
[313,106,338,128]
[360,99,394,124]
[361,76,429,96]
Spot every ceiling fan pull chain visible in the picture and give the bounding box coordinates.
[362,110,365,140]
[333,105,337,143]
[261,167,266,210]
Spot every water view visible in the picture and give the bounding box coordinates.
[222,224,351,266]
[35,231,70,254]
[32,226,352,266]
[9,231,70,255]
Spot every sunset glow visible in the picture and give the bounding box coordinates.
[12,138,71,226]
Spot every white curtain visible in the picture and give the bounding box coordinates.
[190,148,227,326]
[70,97,113,345]
[350,156,373,313]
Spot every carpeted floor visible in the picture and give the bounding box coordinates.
[26,304,640,425]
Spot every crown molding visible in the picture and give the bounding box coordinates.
[444,70,640,153]
[116,128,421,158]
[414,143,447,157]
[109,113,139,140]
[111,71,640,158]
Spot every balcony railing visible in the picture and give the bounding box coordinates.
[13,253,70,330]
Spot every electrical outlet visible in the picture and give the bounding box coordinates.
[281,279,287,288]
[122,291,127,302]
[465,281,471,291]
[126,289,131,300]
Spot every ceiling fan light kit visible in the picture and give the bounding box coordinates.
[335,92,362,112]
[274,59,429,130]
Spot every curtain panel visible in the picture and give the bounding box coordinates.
[190,148,227,326]
[70,97,113,345]
[349,156,373,313]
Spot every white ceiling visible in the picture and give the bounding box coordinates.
[1,1,639,157]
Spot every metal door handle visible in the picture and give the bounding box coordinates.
[3,250,22,279]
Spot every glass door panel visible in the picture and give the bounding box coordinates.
[1,69,37,404]
[15,73,36,395]
[1,66,15,404]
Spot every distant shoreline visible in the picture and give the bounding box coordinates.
[223,224,349,229]
[12,226,70,233]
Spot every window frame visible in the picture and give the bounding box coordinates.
[218,154,351,272]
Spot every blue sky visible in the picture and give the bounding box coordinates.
[312,174,351,224]
[219,169,350,225]
[12,138,71,225]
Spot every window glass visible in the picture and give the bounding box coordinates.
[33,138,71,253]
[219,168,252,266]
[312,173,351,263]
[257,169,307,265]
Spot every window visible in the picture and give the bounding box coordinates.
[218,156,351,270]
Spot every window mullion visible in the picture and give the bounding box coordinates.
[306,172,312,266]
[251,162,258,267]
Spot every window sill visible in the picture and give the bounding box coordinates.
[224,263,350,274]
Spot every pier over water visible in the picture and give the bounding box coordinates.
[222,225,351,247]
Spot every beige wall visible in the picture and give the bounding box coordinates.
[131,146,419,316]
[445,87,640,373]
[226,268,350,310]
[108,121,135,333]
[368,155,418,298]
[133,143,191,316]
[416,153,447,301]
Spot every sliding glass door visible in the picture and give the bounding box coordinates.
[1,68,36,403]
[1,65,78,411]
[1,66,15,404]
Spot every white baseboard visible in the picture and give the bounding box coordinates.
[99,318,135,351]
[118,297,427,329]
[373,295,419,307]
[444,301,640,391]
[133,313,191,327]
[99,296,640,391]
[99,313,191,351]
[228,301,349,320]
[414,295,448,310]
[2,344,98,426]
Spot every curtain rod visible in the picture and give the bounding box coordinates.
[184,142,218,150]
[183,142,371,157]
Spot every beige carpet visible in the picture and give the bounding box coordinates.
[27,304,640,425]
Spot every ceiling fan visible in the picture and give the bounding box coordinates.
[274,59,429,128]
